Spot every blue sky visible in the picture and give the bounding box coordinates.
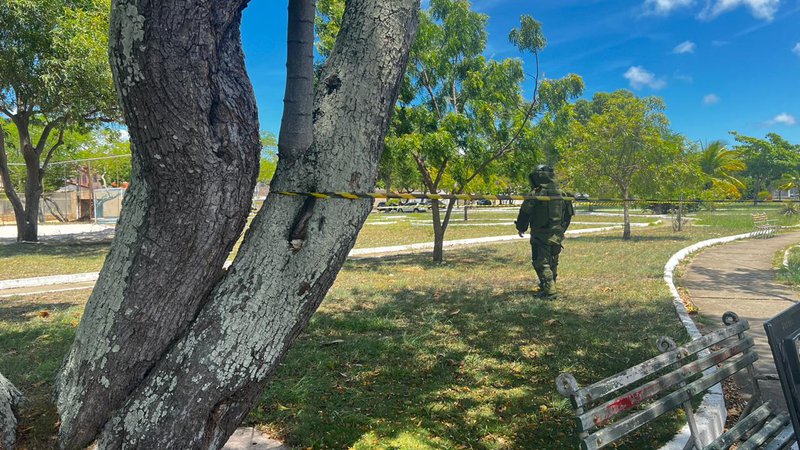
[241,0,800,145]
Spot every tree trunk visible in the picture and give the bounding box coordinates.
[622,188,631,240]
[431,197,456,263]
[0,132,28,242]
[0,373,24,450]
[56,0,263,446]
[1,116,46,242]
[57,0,419,448]
[19,160,42,242]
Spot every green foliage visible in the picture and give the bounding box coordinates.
[1,120,128,193]
[696,140,746,200]
[314,0,345,58]
[259,130,278,184]
[733,132,800,198]
[560,90,692,201]
[0,0,117,123]
[508,15,546,54]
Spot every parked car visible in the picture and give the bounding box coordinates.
[397,200,430,213]
[476,199,492,206]
[376,201,399,212]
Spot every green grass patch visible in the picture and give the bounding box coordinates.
[0,243,109,280]
[777,245,800,285]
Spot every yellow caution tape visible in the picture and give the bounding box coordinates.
[273,191,793,205]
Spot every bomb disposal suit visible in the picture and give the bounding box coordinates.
[515,165,574,298]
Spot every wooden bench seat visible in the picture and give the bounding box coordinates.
[556,312,797,449]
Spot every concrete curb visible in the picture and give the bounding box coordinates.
[348,225,625,257]
[0,272,99,290]
[783,244,800,269]
[660,231,759,450]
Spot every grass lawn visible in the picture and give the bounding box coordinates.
[0,220,747,449]
[2,207,796,449]
[0,210,660,280]
[0,243,109,281]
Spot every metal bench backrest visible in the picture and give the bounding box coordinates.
[764,302,800,439]
[556,318,757,450]
[753,213,770,224]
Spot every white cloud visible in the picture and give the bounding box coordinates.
[643,0,695,15]
[624,66,667,90]
[767,113,797,126]
[700,0,781,20]
[703,94,720,105]
[673,40,696,54]
[793,42,800,56]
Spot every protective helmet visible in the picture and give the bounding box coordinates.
[528,165,555,187]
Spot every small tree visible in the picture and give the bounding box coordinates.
[397,2,582,261]
[697,140,746,200]
[0,0,118,241]
[562,90,682,239]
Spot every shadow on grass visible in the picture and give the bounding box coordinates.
[0,301,84,323]
[251,246,688,449]
[0,310,80,449]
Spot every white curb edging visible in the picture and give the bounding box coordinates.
[783,244,800,269]
[660,231,759,450]
[0,272,99,290]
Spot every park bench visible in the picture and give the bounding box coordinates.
[555,312,797,450]
[752,213,779,238]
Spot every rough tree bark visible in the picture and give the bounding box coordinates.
[56,0,419,448]
[56,0,262,446]
[0,373,24,450]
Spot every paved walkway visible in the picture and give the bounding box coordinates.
[683,231,800,411]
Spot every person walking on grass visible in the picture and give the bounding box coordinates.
[515,165,574,299]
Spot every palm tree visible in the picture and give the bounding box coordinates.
[699,140,746,199]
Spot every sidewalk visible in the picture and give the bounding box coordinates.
[682,231,800,411]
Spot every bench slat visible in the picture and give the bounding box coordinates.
[739,413,791,450]
[579,336,755,432]
[583,350,757,450]
[702,402,773,450]
[762,425,797,450]
[572,320,750,408]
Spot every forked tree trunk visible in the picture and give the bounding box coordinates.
[431,198,456,263]
[56,0,419,448]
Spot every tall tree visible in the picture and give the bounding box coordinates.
[733,132,800,201]
[561,90,682,239]
[46,0,420,448]
[0,0,118,241]
[400,3,582,262]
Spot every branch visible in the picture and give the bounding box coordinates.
[35,117,64,156]
[0,130,25,215]
[411,151,436,190]
[432,157,448,190]
[41,126,66,174]
[421,66,442,119]
[458,51,542,192]
[278,0,316,161]
[493,51,541,157]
